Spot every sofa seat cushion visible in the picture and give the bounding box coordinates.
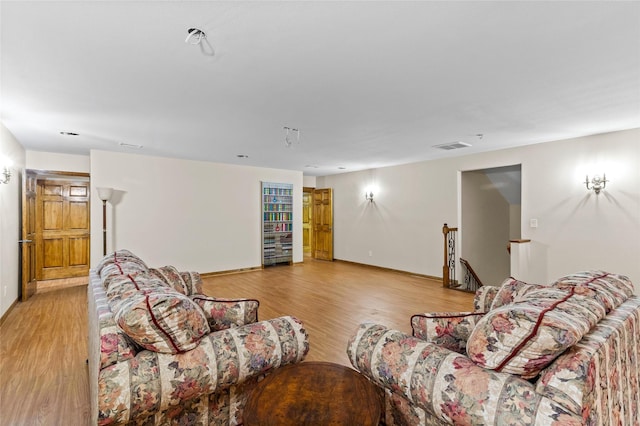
[191,296,260,331]
[467,285,605,378]
[115,288,211,354]
[411,312,485,354]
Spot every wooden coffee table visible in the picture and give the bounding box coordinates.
[244,361,382,425]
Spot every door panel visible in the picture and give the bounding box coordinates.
[68,201,89,228]
[69,185,87,197]
[38,179,91,280]
[43,200,63,229]
[312,188,333,261]
[43,239,64,267]
[21,171,38,301]
[69,237,89,265]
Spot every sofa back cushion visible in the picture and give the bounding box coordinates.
[149,266,202,295]
[105,272,171,314]
[552,271,634,313]
[490,278,546,310]
[467,286,605,378]
[97,249,148,280]
[115,288,210,354]
[473,285,499,312]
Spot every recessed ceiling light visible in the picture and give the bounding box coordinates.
[236,154,249,158]
[60,131,79,136]
[305,165,319,168]
[337,166,346,170]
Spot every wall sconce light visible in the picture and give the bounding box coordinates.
[96,187,114,256]
[365,191,374,202]
[0,155,13,184]
[585,174,608,194]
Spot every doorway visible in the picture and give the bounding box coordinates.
[460,165,521,286]
[20,170,90,300]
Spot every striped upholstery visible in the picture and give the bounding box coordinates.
[89,250,310,425]
[349,274,640,426]
[536,296,640,425]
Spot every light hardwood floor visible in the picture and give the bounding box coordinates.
[0,259,473,425]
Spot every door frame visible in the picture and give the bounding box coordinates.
[312,187,334,261]
[302,187,314,256]
[20,170,90,299]
[20,170,37,301]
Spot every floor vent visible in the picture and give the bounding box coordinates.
[433,141,472,150]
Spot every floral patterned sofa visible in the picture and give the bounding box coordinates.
[88,250,309,425]
[348,271,639,425]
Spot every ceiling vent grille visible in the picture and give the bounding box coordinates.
[119,142,144,149]
[432,141,472,151]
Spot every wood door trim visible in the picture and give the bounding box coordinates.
[30,170,90,179]
[21,170,38,301]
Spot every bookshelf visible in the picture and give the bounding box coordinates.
[262,182,293,266]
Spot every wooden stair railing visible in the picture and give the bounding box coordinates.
[459,258,483,293]
[442,223,458,288]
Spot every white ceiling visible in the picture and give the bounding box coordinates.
[2,1,639,176]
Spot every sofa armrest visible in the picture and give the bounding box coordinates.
[191,295,260,330]
[347,323,582,425]
[410,311,485,353]
[97,316,309,425]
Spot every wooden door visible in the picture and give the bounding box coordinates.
[37,179,91,280]
[302,188,313,254]
[20,171,38,301]
[312,188,333,261]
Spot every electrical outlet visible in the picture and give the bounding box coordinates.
[368,250,373,257]
[3,286,6,297]
[530,219,538,228]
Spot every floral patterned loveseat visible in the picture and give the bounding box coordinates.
[88,250,309,425]
[348,271,640,425]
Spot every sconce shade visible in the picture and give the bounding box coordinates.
[0,154,12,184]
[1,167,11,184]
[585,174,608,194]
[96,187,114,201]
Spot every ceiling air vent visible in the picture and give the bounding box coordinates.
[433,141,472,151]
[119,142,144,149]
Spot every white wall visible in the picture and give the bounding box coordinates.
[26,151,90,172]
[318,161,459,275]
[509,205,521,239]
[303,175,317,188]
[0,124,26,319]
[90,150,303,272]
[318,129,640,293]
